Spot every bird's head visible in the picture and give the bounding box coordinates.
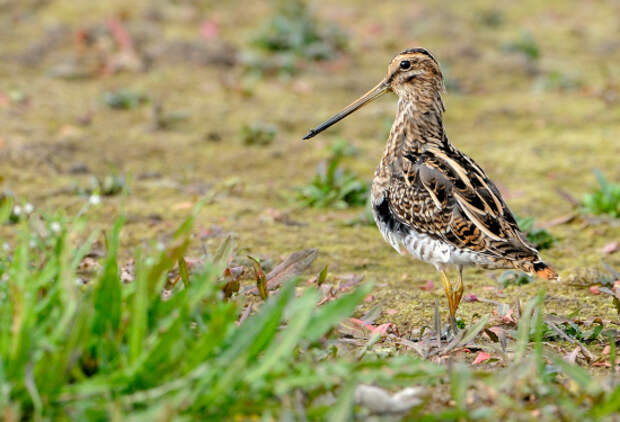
[303,47,444,140]
[385,48,444,98]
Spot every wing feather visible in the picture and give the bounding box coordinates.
[385,140,539,262]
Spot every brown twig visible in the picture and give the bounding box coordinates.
[555,187,580,207]
[544,319,595,362]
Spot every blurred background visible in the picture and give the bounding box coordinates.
[1,0,619,325]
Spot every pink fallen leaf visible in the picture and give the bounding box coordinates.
[419,280,434,291]
[367,23,385,35]
[340,318,396,338]
[501,308,516,324]
[199,225,225,239]
[385,308,398,315]
[106,18,134,52]
[601,241,619,255]
[373,323,397,335]
[0,91,9,107]
[602,345,611,355]
[464,293,478,302]
[472,351,491,365]
[200,20,219,40]
[589,285,601,295]
[349,318,384,333]
[591,361,620,368]
[292,80,311,94]
[364,294,375,303]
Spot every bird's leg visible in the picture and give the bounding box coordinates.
[440,270,457,333]
[453,267,464,320]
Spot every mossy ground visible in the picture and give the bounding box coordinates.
[1,0,619,355]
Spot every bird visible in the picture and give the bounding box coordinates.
[303,47,558,333]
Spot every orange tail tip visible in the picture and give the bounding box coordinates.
[533,261,559,281]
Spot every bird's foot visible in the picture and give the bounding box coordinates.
[440,318,461,342]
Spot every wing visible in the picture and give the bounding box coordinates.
[383,140,540,263]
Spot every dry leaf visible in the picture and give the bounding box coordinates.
[419,280,435,291]
[464,293,478,302]
[248,256,268,300]
[338,318,373,339]
[602,241,619,255]
[337,273,365,289]
[565,347,580,365]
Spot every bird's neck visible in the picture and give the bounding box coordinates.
[384,93,446,159]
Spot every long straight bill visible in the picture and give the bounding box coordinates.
[302,79,389,140]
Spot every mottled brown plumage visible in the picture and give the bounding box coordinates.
[303,47,558,332]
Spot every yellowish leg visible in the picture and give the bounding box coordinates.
[440,271,456,332]
[453,267,464,318]
[440,269,466,333]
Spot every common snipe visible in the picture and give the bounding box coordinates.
[303,48,558,332]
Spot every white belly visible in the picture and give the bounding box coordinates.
[374,216,489,271]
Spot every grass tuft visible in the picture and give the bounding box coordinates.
[503,30,541,61]
[73,173,128,197]
[583,169,620,218]
[0,214,386,419]
[0,215,618,419]
[516,215,556,250]
[296,148,369,208]
[102,89,149,110]
[241,121,277,146]
[252,0,347,61]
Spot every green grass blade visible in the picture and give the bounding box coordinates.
[92,217,124,336]
[0,195,13,224]
[450,363,471,411]
[304,283,371,343]
[326,381,356,422]
[548,353,600,395]
[245,287,319,383]
[592,382,620,418]
[593,168,607,190]
[146,235,191,301]
[129,250,148,365]
[178,257,190,288]
[515,296,538,361]
[213,235,234,268]
[193,280,297,407]
[7,222,35,381]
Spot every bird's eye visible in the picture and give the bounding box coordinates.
[399,60,411,70]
